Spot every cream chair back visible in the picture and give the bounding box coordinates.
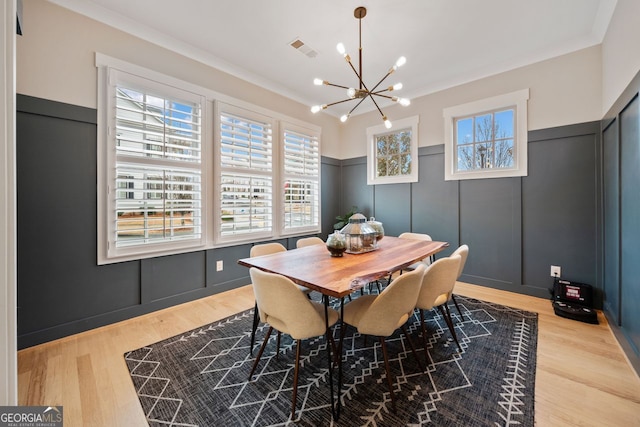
[398,232,432,241]
[356,264,426,337]
[249,268,326,340]
[296,237,324,248]
[416,254,461,310]
[250,242,286,257]
[450,244,469,279]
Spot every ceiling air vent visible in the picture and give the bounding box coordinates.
[289,38,318,58]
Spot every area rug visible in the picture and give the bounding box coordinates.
[125,294,538,426]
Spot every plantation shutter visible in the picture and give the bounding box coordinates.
[111,71,203,249]
[282,125,320,231]
[219,107,274,237]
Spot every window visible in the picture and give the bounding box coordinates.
[444,89,529,180]
[366,116,419,185]
[218,104,275,241]
[215,109,321,243]
[282,123,320,233]
[97,54,321,263]
[99,67,205,261]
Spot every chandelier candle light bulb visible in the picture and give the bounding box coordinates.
[310,6,410,127]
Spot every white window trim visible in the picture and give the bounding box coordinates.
[214,102,277,245]
[443,89,529,181]
[366,115,419,185]
[279,121,322,236]
[96,53,321,263]
[97,61,208,263]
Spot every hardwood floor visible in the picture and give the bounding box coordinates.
[17,282,640,426]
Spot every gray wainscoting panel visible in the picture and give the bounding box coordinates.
[620,95,640,355]
[411,146,459,248]
[207,244,254,287]
[338,123,601,301]
[340,157,373,217]
[603,120,620,324]
[523,126,600,300]
[321,157,342,236]
[141,252,206,303]
[460,178,522,290]
[16,95,318,348]
[602,69,640,374]
[16,93,610,352]
[16,96,142,339]
[373,184,411,237]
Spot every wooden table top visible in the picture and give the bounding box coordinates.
[238,236,449,298]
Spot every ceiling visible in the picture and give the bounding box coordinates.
[50,0,617,118]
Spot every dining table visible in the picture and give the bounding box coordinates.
[237,235,449,420]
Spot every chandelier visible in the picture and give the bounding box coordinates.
[310,6,410,129]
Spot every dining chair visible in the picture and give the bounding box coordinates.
[398,232,435,265]
[449,244,469,319]
[296,236,324,248]
[249,242,312,355]
[379,232,433,288]
[248,267,340,421]
[341,264,426,412]
[415,254,463,358]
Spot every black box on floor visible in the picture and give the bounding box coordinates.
[550,278,598,324]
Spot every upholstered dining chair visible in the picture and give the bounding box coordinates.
[341,264,426,412]
[248,267,340,421]
[296,236,324,248]
[449,244,469,319]
[398,232,435,265]
[249,243,312,355]
[415,254,462,357]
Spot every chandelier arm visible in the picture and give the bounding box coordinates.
[371,92,393,100]
[326,98,358,108]
[345,60,365,89]
[324,82,352,90]
[367,93,387,120]
[346,95,370,116]
[368,70,394,94]
[372,88,391,95]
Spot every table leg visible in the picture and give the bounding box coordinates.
[337,297,345,418]
[323,295,337,420]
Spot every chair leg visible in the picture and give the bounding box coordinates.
[420,309,429,364]
[250,302,260,355]
[249,326,273,380]
[401,324,426,373]
[438,304,462,352]
[327,329,340,366]
[276,331,281,360]
[451,294,464,319]
[379,337,397,413]
[291,339,301,421]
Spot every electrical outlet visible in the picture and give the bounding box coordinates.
[216,260,223,271]
[550,265,561,277]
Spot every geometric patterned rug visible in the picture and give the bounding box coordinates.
[125,293,537,426]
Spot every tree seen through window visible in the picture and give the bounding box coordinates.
[455,109,514,171]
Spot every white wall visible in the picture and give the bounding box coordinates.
[16,0,344,158]
[602,0,640,114]
[339,46,603,159]
[1,0,18,406]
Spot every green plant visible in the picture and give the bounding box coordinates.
[334,205,358,230]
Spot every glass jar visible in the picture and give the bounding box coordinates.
[367,217,384,243]
[326,231,346,257]
[340,213,378,254]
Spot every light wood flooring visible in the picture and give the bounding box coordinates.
[17,282,640,426]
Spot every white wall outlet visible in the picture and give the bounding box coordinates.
[216,260,223,271]
[550,265,561,277]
